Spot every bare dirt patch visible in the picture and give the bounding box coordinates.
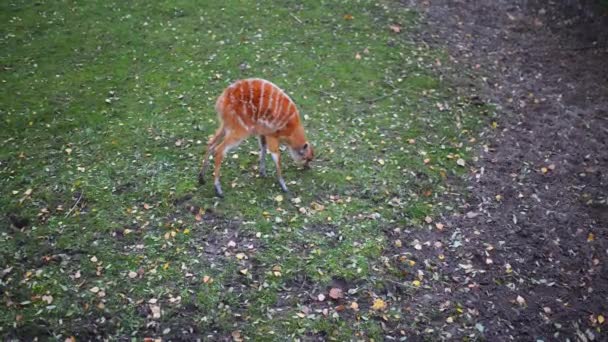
[394,0,608,339]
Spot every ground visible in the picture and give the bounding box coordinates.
[0,0,606,340]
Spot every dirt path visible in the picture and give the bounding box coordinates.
[399,0,608,339]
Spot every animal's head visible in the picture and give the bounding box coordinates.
[289,142,314,167]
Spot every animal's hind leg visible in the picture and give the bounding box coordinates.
[258,135,267,177]
[199,126,225,184]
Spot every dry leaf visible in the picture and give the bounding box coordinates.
[456,158,466,167]
[150,304,161,319]
[355,52,362,60]
[329,288,343,300]
[203,275,212,284]
[128,271,138,279]
[317,293,326,301]
[41,295,53,304]
[389,24,401,33]
[350,301,359,310]
[343,14,354,20]
[372,298,387,311]
[516,295,526,306]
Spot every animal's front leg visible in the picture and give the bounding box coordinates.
[258,135,267,177]
[266,136,288,192]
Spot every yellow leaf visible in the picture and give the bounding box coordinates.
[183,228,190,235]
[350,301,359,310]
[598,315,605,324]
[371,298,387,311]
[236,253,246,260]
[343,14,354,20]
[274,194,283,203]
[412,280,421,287]
[588,233,595,242]
[163,262,170,270]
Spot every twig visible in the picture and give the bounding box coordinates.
[289,13,303,24]
[65,192,83,218]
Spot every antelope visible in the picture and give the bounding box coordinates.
[199,78,314,197]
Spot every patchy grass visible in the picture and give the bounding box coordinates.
[1,0,486,339]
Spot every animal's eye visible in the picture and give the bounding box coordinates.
[302,143,308,150]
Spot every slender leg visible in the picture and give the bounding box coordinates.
[258,135,267,177]
[199,126,225,184]
[266,136,288,192]
[212,132,246,197]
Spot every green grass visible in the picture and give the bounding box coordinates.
[0,0,487,339]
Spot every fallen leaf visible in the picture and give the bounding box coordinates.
[394,239,402,247]
[274,194,283,203]
[435,223,444,230]
[317,293,326,301]
[90,256,98,263]
[598,315,605,324]
[516,295,526,306]
[350,301,359,310]
[203,275,212,284]
[456,158,466,167]
[412,280,421,287]
[128,271,138,279]
[90,286,100,293]
[41,294,53,304]
[150,304,161,319]
[343,14,354,20]
[329,288,343,300]
[587,233,595,242]
[355,52,362,60]
[371,298,387,311]
[235,253,246,260]
[424,216,433,223]
[389,24,401,33]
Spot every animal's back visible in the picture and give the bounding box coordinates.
[216,78,298,135]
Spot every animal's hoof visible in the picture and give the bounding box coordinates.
[214,183,224,198]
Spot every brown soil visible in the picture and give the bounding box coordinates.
[395,0,608,339]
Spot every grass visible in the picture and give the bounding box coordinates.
[1,0,487,339]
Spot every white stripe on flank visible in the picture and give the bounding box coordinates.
[267,86,276,114]
[259,79,266,118]
[273,88,281,116]
[247,79,255,115]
